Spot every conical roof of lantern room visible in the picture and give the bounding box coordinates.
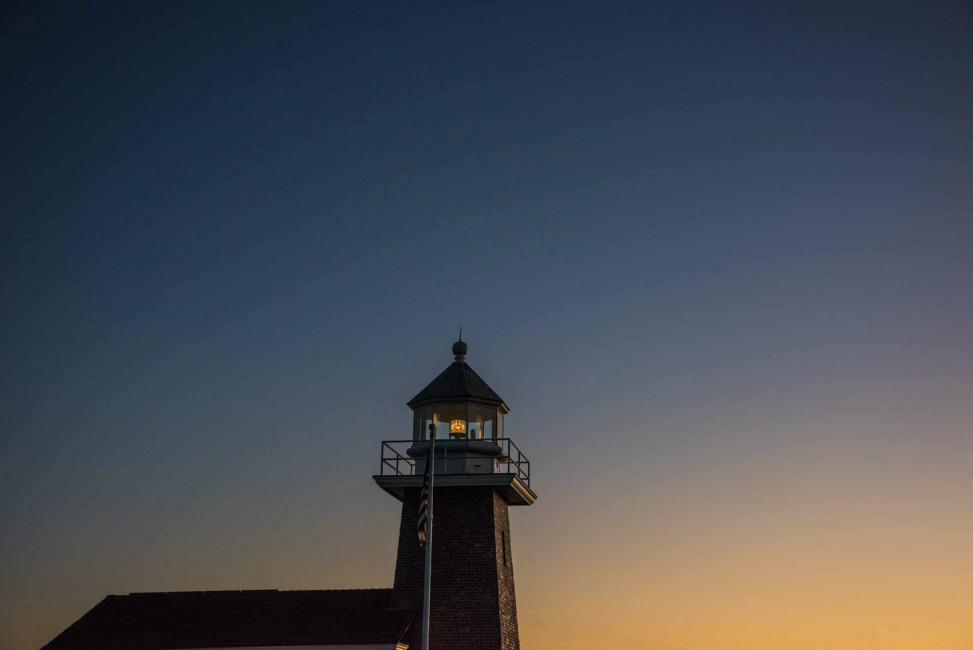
[407,339,509,413]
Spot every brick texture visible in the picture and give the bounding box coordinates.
[392,486,520,650]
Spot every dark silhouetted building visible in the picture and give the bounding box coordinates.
[46,341,536,650]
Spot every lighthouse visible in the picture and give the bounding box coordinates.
[374,339,536,650]
[44,339,535,650]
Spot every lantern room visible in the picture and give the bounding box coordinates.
[411,402,503,441]
[407,339,509,442]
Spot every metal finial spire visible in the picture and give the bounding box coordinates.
[452,329,468,362]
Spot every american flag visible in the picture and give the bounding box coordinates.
[417,457,432,548]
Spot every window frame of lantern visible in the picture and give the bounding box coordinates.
[413,405,434,442]
[412,401,504,442]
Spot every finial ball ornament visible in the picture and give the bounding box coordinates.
[452,339,468,359]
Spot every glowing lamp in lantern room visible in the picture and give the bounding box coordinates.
[450,419,467,437]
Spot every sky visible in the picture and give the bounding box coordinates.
[2,1,972,648]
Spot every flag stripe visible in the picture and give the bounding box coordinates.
[417,458,431,548]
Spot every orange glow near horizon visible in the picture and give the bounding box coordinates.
[511,415,973,650]
[8,408,973,650]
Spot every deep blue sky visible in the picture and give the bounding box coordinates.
[3,2,973,649]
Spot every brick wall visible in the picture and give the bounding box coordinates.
[392,486,520,650]
[493,490,519,650]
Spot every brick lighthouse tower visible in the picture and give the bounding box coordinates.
[374,339,536,650]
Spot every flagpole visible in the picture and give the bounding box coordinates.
[422,423,435,650]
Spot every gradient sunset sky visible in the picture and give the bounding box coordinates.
[3,2,973,649]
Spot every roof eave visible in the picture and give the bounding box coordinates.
[406,395,509,414]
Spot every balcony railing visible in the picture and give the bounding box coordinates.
[379,438,531,489]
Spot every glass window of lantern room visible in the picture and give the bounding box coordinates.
[468,404,497,440]
[434,403,469,439]
[414,405,434,441]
